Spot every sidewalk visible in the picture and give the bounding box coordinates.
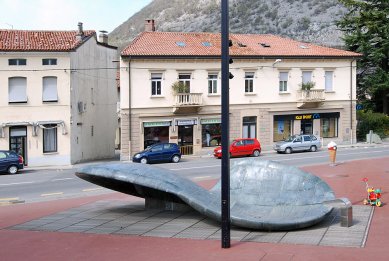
[1,156,389,260]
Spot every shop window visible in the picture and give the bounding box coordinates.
[325,71,333,91]
[42,76,58,102]
[279,72,288,92]
[321,117,338,138]
[273,118,293,141]
[151,73,162,96]
[208,74,218,94]
[8,77,27,103]
[244,72,254,93]
[243,116,256,138]
[178,74,191,93]
[202,123,221,147]
[43,124,58,153]
[143,126,169,149]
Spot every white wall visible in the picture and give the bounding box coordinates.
[0,53,72,166]
[122,58,356,109]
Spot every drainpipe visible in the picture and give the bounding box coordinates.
[350,59,355,145]
[128,59,132,158]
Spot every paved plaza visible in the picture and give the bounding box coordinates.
[11,199,373,248]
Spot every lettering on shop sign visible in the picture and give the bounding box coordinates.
[295,114,313,120]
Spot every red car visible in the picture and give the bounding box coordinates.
[213,138,261,159]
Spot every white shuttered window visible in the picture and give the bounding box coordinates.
[9,77,27,103]
[42,76,58,102]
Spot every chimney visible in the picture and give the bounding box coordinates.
[99,30,108,44]
[76,22,84,41]
[144,19,155,32]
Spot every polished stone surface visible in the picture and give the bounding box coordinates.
[76,159,336,231]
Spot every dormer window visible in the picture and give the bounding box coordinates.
[9,59,26,66]
[260,43,270,48]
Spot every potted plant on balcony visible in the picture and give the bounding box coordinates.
[171,81,189,94]
[300,81,315,91]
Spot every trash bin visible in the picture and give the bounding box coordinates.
[327,141,337,166]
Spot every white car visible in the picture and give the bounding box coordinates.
[274,135,322,154]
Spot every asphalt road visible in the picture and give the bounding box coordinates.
[1,145,388,205]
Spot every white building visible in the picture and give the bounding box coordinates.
[0,24,118,166]
[119,21,361,160]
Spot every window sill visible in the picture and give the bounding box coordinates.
[43,152,58,155]
[207,94,220,97]
[278,92,290,95]
[8,101,28,104]
[43,100,58,103]
[324,91,335,93]
[244,93,257,96]
[150,95,164,98]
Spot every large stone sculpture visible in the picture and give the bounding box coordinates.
[76,159,336,231]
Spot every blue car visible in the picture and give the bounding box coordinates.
[132,143,181,164]
[0,150,24,174]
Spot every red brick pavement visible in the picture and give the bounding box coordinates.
[1,157,388,261]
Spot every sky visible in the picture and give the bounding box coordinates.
[0,0,153,32]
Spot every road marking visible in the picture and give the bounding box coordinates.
[193,176,212,180]
[0,181,35,186]
[0,197,19,201]
[41,192,63,197]
[169,165,219,171]
[82,188,103,192]
[51,178,74,181]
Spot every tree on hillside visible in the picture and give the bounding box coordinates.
[337,0,389,114]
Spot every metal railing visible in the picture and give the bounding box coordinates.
[174,93,202,106]
[180,145,193,155]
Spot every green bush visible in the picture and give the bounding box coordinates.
[357,110,389,141]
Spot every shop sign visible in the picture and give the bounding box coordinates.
[200,118,221,124]
[176,119,197,126]
[295,114,313,120]
[143,121,171,127]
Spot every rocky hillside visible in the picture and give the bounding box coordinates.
[109,0,347,50]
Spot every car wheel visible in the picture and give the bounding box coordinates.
[7,165,18,174]
[310,145,317,152]
[171,155,180,163]
[252,149,261,157]
[285,147,292,154]
[140,157,148,164]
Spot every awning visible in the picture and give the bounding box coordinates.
[0,120,67,138]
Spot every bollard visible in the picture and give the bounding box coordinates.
[327,141,337,166]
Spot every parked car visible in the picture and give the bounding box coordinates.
[213,138,261,159]
[273,134,322,154]
[0,150,24,174]
[133,143,181,164]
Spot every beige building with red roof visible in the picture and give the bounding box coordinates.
[0,24,118,167]
[119,20,361,159]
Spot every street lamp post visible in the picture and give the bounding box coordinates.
[221,0,230,249]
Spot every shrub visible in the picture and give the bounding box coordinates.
[357,110,389,141]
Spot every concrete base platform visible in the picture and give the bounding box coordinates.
[10,199,373,248]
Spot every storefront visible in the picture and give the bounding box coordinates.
[273,112,339,141]
[143,121,171,149]
[200,118,221,147]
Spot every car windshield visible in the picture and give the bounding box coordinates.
[283,135,296,142]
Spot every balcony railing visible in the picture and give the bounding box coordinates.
[174,93,203,106]
[296,89,325,108]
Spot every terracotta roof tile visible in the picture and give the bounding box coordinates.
[0,30,95,52]
[121,32,361,58]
